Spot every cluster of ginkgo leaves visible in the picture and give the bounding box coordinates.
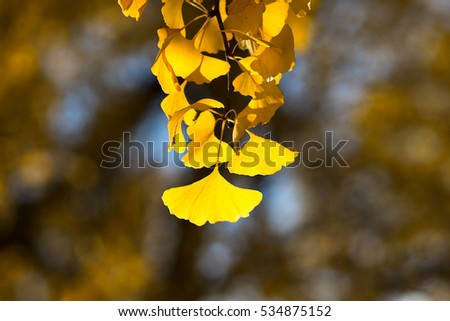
[118,0,312,226]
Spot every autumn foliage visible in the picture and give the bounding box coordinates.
[118,0,311,225]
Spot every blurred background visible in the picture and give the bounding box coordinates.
[1,0,450,300]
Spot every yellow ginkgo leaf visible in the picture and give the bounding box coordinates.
[182,111,232,168]
[151,52,180,94]
[186,55,230,85]
[164,34,203,79]
[228,131,298,176]
[248,79,284,109]
[168,108,196,153]
[167,99,224,151]
[233,71,263,97]
[164,33,229,83]
[233,57,266,97]
[152,28,184,93]
[162,0,185,30]
[224,0,265,35]
[194,18,224,54]
[233,102,282,142]
[162,167,263,226]
[286,7,312,51]
[255,24,295,77]
[161,81,189,117]
[118,0,148,21]
[262,1,290,38]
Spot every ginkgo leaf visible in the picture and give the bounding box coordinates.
[152,28,184,93]
[162,167,263,225]
[224,0,265,35]
[255,24,295,77]
[194,18,224,54]
[118,0,148,21]
[161,81,189,117]
[262,1,290,38]
[164,33,229,83]
[248,79,284,109]
[233,102,282,142]
[182,111,232,168]
[168,99,224,151]
[232,80,284,142]
[164,34,203,79]
[162,0,185,30]
[233,57,266,97]
[286,7,312,51]
[233,71,263,97]
[168,108,196,153]
[151,52,180,94]
[228,131,298,176]
[186,55,230,85]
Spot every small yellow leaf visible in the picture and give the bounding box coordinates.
[233,72,263,97]
[161,81,189,117]
[151,53,180,94]
[162,167,263,226]
[165,34,203,79]
[225,0,265,35]
[228,131,298,176]
[118,0,148,21]
[233,101,282,142]
[162,0,185,30]
[186,55,230,85]
[182,111,233,168]
[152,28,183,93]
[164,33,229,84]
[255,24,295,77]
[286,7,312,52]
[233,57,266,97]
[194,18,224,54]
[167,99,224,151]
[248,80,284,109]
[262,1,290,38]
[167,108,196,153]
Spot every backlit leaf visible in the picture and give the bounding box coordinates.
[118,0,148,21]
[161,81,189,117]
[228,131,298,176]
[186,55,230,85]
[182,111,232,168]
[224,0,265,35]
[162,0,185,30]
[151,53,180,94]
[194,18,224,54]
[255,24,295,77]
[262,1,290,38]
[167,99,224,151]
[162,167,263,226]
[164,33,203,79]
[233,101,282,142]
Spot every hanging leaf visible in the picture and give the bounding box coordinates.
[162,167,263,226]
[182,111,233,168]
[228,131,298,176]
[162,0,185,29]
[118,0,148,21]
[167,99,224,151]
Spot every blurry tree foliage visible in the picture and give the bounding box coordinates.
[0,0,449,300]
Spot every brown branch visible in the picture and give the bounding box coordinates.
[213,0,232,115]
